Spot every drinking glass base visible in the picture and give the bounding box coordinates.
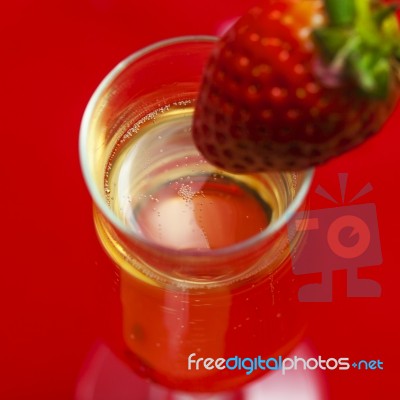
[75,340,328,400]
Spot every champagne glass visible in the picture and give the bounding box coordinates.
[79,35,314,399]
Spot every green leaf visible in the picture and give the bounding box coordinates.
[313,27,351,60]
[325,0,356,26]
[350,50,390,98]
[373,5,398,27]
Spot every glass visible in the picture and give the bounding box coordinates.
[80,36,314,397]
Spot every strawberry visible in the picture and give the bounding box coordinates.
[192,0,400,172]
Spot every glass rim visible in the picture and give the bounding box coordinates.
[79,35,314,257]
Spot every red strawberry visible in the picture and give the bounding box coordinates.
[192,0,400,172]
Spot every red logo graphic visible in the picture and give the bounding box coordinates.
[290,173,382,302]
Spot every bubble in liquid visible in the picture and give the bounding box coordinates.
[178,184,197,201]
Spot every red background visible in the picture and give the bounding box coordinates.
[1,0,399,399]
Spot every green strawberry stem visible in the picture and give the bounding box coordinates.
[314,0,400,99]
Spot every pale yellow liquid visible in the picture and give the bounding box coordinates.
[103,103,299,251]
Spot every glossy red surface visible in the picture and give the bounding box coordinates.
[2,1,399,399]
